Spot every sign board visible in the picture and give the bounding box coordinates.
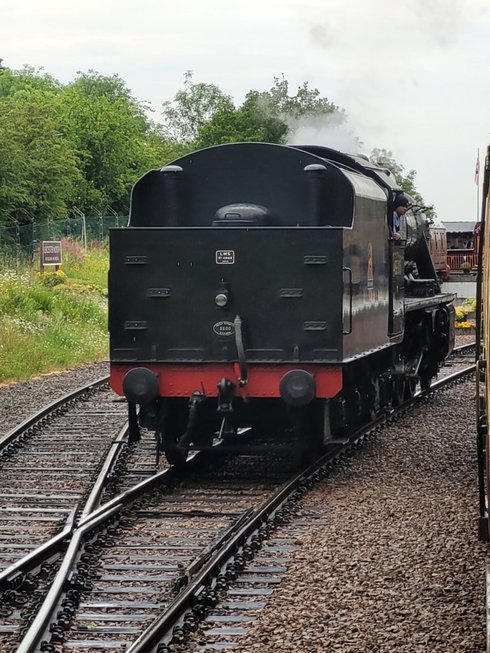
[41,241,62,266]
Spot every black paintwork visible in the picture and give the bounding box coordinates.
[110,228,343,363]
[110,142,449,369]
[129,143,355,228]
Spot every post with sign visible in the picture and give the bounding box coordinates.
[41,241,62,272]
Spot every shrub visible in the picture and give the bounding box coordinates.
[37,269,67,287]
[462,297,477,313]
[455,300,476,329]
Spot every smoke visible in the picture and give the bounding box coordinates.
[409,0,468,46]
[287,111,363,155]
[307,23,334,48]
[301,0,478,157]
[298,0,489,219]
[306,0,472,51]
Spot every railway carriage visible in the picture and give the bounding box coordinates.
[476,145,490,540]
[109,143,455,464]
[427,215,450,281]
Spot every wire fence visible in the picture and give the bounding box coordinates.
[0,215,127,264]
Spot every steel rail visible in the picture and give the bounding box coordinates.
[453,342,476,355]
[0,375,109,451]
[126,447,349,653]
[418,364,475,395]
[0,506,77,593]
[13,447,217,652]
[80,421,129,520]
[16,504,124,653]
[126,364,478,653]
[13,364,476,652]
[0,376,125,595]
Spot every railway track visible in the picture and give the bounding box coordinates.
[2,350,473,653]
[0,378,130,648]
[0,378,126,564]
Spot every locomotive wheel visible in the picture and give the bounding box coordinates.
[379,376,393,410]
[157,399,190,467]
[392,352,409,406]
[420,375,433,391]
[291,405,324,467]
[393,377,406,406]
[364,375,381,421]
[346,388,363,425]
[165,443,188,467]
[156,430,188,467]
[404,378,417,400]
[330,396,347,433]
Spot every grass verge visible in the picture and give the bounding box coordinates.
[0,241,109,384]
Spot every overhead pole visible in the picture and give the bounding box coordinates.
[476,148,481,223]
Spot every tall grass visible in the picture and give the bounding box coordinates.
[0,240,109,384]
[59,239,109,289]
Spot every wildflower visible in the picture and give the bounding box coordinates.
[38,269,67,287]
[455,307,466,321]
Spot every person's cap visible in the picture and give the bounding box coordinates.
[394,194,409,208]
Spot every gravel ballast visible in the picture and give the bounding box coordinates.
[0,361,109,439]
[223,379,488,652]
[1,341,486,652]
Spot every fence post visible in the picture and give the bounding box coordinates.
[73,206,87,251]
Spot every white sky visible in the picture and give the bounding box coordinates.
[2,0,489,220]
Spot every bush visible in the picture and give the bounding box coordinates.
[37,268,67,287]
[462,297,477,313]
[455,298,477,329]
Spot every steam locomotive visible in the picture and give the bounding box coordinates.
[108,143,455,464]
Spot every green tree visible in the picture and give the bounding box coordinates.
[370,148,432,212]
[196,96,288,148]
[240,78,341,144]
[162,71,234,144]
[0,66,175,226]
[170,74,340,149]
[67,69,136,102]
[0,65,61,100]
[0,65,371,234]
[0,85,81,227]
[59,71,170,213]
[256,75,339,120]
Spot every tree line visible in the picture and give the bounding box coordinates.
[0,65,427,229]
